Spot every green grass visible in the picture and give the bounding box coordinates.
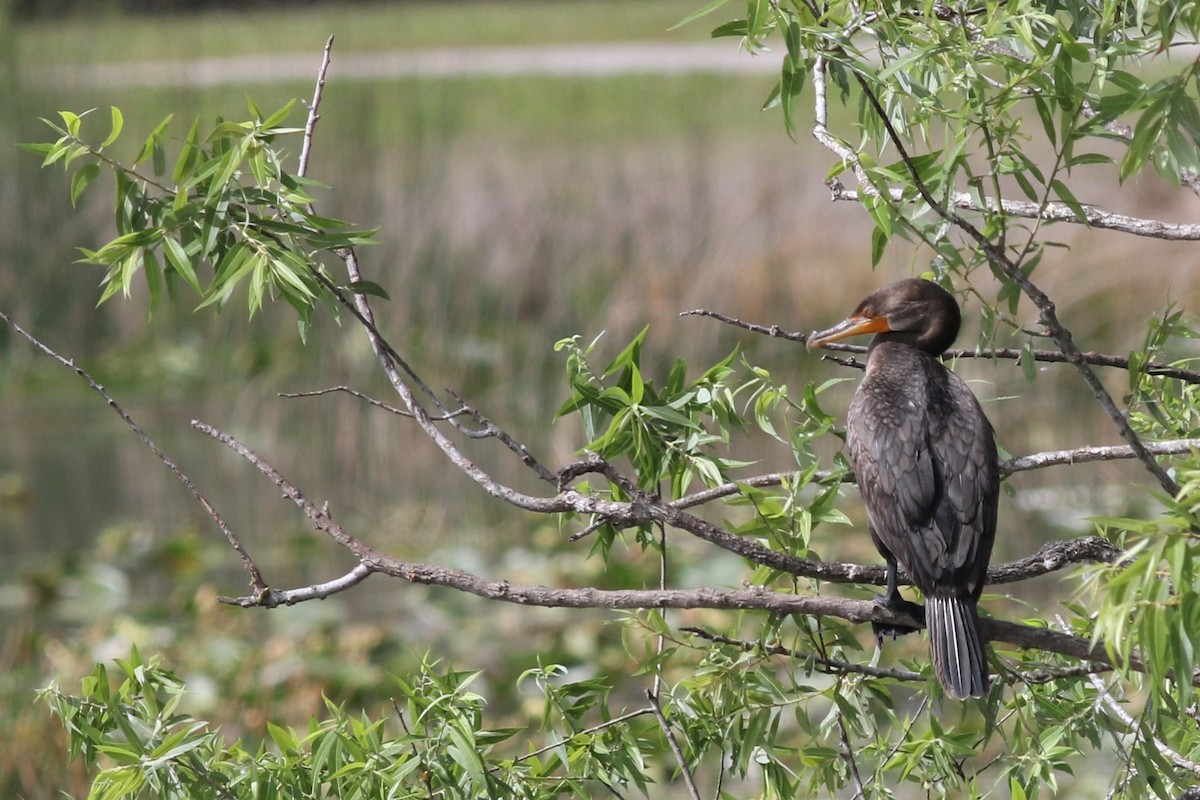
[13,0,718,66]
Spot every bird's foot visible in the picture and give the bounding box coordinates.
[871,594,925,647]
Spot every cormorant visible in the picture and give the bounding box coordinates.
[807,278,998,699]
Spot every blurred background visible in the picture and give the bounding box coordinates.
[1,1,1199,795]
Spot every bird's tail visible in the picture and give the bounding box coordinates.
[926,594,989,699]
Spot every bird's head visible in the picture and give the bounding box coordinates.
[806,278,962,356]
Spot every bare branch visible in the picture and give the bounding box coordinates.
[280,385,474,422]
[1082,640,1200,777]
[191,420,381,561]
[216,539,1177,684]
[646,688,702,800]
[671,439,1200,513]
[829,180,1200,241]
[0,310,267,594]
[220,563,375,608]
[679,308,1200,384]
[1002,440,1200,474]
[680,626,924,683]
[297,34,334,179]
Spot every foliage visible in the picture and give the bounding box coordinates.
[40,649,668,800]
[18,0,1200,798]
[21,102,378,337]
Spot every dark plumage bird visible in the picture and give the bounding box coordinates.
[807,278,998,699]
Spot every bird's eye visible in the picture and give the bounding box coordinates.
[860,306,874,317]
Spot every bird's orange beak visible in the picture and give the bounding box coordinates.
[806,313,891,351]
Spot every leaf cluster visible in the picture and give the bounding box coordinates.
[22,101,380,337]
[40,650,669,800]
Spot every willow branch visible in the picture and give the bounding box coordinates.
[646,688,702,800]
[0,310,267,594]
[297,34,333,183]
[218,539,1176,684]
[848,69,1179,496]
[185,410,1147,681]
[678,308,1200,384]
[828,177,1200,241]
[671,438,1200,512]
[681,626,924,682]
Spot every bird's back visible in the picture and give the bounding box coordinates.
[847,342,998,600]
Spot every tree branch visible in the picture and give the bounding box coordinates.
[849,69,1181,496]
[670,439,1200,512]
[0,310,267,595]
[678,308,1200,384]
[297,34,333,179]
[646,688,702,800]
[827,182,1200,241]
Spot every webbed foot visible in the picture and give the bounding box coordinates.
[871,594,925,647]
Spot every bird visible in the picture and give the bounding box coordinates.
[806,278,998,699]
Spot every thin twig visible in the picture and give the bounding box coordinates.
[837,708,866,800]
[297,34,333,179]
[1071,618,1200,778]
[280,385,471,421]
[863,695,929,794]
[680,308,1200,384]
[513,706,656,766]
[192,420,380,559]
[0,309,267,594]
[680,626,924,683]
[645,688,702,800]
[1016,663,1114,684]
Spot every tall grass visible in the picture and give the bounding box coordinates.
[12,0,707,66]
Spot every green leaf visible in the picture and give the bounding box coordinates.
[260,98,298,130]
[162,236,203,295]
[143,249,162,315]
[669,0,731,31]
[100,106,124,149]
[1051,179,1089,223]
[172,117,202,186]
[58,109,84,138]
[135,114,174,167]
[70,163,100,207]
[346,280,391,300]
[870,226,888,266]
[710,19,749,38]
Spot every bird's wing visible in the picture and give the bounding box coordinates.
[927,371,998,595]
[848,362,997,596]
